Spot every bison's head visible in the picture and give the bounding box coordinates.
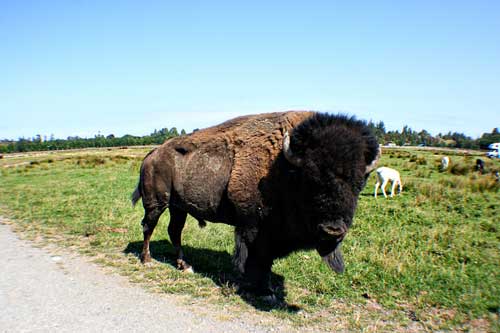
[283,113,380,273]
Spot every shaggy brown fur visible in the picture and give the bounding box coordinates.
[133,112,313,219]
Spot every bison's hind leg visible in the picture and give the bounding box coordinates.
[196,218,207,228]
[168,206,193,273]
[140,205,166,264]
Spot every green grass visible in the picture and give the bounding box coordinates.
[0,147,499,331]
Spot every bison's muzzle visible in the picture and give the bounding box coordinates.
[316,220,348,273]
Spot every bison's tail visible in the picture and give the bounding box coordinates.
[131,148,157,207]
[131,184,142,207]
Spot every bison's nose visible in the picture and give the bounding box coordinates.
[318,221,348,239]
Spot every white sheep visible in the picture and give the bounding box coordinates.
[441,156,450,171]
[374,167,402,198]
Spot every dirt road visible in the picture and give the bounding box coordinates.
[0,221,281,332]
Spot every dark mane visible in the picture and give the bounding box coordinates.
[290,113,379,185]
[291,113,379,163]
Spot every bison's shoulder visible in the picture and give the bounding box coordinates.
[224,111,314,216]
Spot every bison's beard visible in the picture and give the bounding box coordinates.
[317,240,344,273]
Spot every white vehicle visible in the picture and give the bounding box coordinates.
[488,142,500,150]
[487,149,500,158]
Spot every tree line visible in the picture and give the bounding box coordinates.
[1,123,499,154]
[367,121,500,150]
[0,127,186,153]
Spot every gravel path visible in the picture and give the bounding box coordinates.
[0,222,279,333]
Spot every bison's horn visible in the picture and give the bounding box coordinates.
[365,146,381,174]
[283,131,302,167]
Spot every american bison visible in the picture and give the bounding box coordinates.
[476,158,485,174]
[132,111,380,298]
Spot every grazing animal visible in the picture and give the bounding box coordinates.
[132,112,380,298]
[476,159,485,174]
[374,167,402,198]
[441,156,450,171]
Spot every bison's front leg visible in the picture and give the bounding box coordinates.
[234,228,275,300]
[243,253,274,298]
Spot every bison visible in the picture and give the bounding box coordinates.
[132,111,380,298]
[476,158,485,174]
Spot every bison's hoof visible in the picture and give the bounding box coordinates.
[177,259,194,273]
[183,266,194,274]
[140,253,152,264]
[261,294,278,304]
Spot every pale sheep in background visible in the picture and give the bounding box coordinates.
[374,167,403,198]
[441,156,450,171]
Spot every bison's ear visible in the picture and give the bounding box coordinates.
[321,245,345,273]
[365,146,381,175]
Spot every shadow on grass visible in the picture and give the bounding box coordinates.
[124,240,301,313]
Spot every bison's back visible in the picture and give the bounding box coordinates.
[186,111,313,146]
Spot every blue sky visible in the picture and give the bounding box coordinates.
[1,1,499,140]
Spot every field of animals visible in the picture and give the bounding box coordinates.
[0,145,499,331]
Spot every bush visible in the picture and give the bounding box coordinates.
[450,162,471,176]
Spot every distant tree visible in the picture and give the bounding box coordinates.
[439,131,477,149]
[169,127,179,137]
[376,121,386,133]
[16,138,29,152]
[367,120,386,143]
[418,130,432,145]
[478,127,500,149]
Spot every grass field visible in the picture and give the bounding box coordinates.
[0,146,499,331]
